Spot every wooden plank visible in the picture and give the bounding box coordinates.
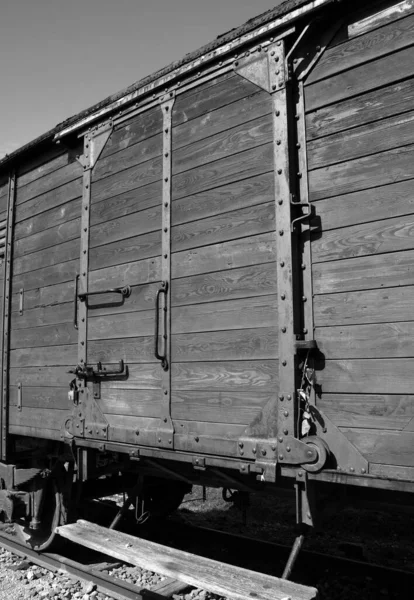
[307,11,414,85]
[308,109,414,170]
[172,201,275,253]
[173,72,259,127]
[9,406,68,430]
[172,327,277,361]
[11,281,74,313]
[172,360,277,391]
[88,336,155,364]
[17,150,68,187]
[174,90,270,150]
[88,311,154,340]
[87,282,158,316]
[100,364,161,390]
[171,263,277,307]
[172,232,276,280]
[90,205,160,248]
[15,197,81,240]
[312,214,414,263]
[101,106,163,159]
[15,178,83,223]
[89,230,161,271]
[305,45,414,112]
[349,1,414,39]
[9,386,70,410]
[8,426,62,441]
[94,134,162,182]
[91,180,160,224]
[99,389,160,417]
[309,143,414,201]
[313,250,414,294]
[171,390,271,424]
[171,295,277,334]
[91,156,162,205]
[106,414,159,431]
[12,258,78,293]
[89,256,160,290]
[13,238,79,276]
[314,285,414,326]
[10,366,72,387]
[370,463,414,481]
[306,78,414,140]
[172,172,273,226]
[10,344,77,368]
[317,358,414,394]
[173,114,272,176]
[173,420,246,438]
[11,300,73,332]
[313,179,414,231]
[172,142,273,201]
[56,520,317,600]
[317,393,414,430]
[341,428,414,467]
[16,161,82,205]
[11,322,77,349]
[14,217,80,258]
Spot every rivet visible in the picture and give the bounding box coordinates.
[164,418,168,423]
[252,446,257,454]
[81,341,84,346]
[282,360,287,366]
[271,445,276,451]
[165,153,169,158]
[194,436,199,442]
[307,450,313,457]
[272,84,277,90]
[278,437,283,443]
[298,471,303,477]
[84,228,87,232]
[239,442,244,448]
[279,230,284,236]
[241,464,245,470]
[278,199,283,205]
[278,169,282,175]
[165,128,169,133]
[286,446,291,452]
[158,438,162,443]
[350,467,355,472]
[195,459,199,465]
[240,449,244,455]
[164,390,168,395]
[284,411,289,417]
[280,261,285,267]
[165,177,169,183]
[303,328,308,334]
[281,294,286,300]
[275,69,280,75]
[279,394,284,401]
[275,110,280,116]
[277,41,281,46]
[234,61,239,67]
[301,264,306,270]
[361,468,366,474]
[281,327,286,333]
[275,56,279,62]
[307,512,312,520]
[296,143,301,149]
[283,429,288,435]
[168,439,172,444]
[279,454,284,460]
[164,254,168,259]
[302,296,307,302]
[164,228,168,232]
[316,45,321,52]
[276,140,281,145]
[297,173,302,179]
[261,449,267,456]
[83,250,87,254]
[165,202,169,207]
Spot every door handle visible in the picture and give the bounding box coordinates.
[154,281,168,371]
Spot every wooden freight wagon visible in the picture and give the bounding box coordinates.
[1,0,414,561]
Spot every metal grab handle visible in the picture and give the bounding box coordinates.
[78,285,131,301]
[74,275,79,330]
[154,282,168,371]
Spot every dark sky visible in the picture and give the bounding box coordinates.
[0,0,284,158]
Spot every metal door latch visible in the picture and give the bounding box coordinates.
[68,360,128,379]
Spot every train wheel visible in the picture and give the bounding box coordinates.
[302,436,329,473]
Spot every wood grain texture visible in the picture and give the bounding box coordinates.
[305,45,414,112]
[89,256,160,289]
[306,78,414,140]
[10,344,77,368]
[11,301,73,330]
[10,367,72,387]
[171,295,277,334]
[11,322,77,349]
[16,161,82,205]
[172,201,275,253]
[173,114,272,175]
[174,90,270,150]
[13,238,79,276]
[172,172,273,226]
[341,428,414,467]
[99,389,160,418]
[101,107,163,159]
[316,322,414,358]
[94,134,162,182]
[171,263,277,307]
[15,178,83,223]
[17,151,68,188]
[171,390,271,424]
[87,282,158,316]
[307,12,414,85]
[90,205,161,248]
[88,336,155,364]
[313,179,414,231]
[172,143,273,201]
[173,420,246,438]
[92,156,162,205]
[9,386,70,410]
[8,426,64,441]
[90,181,161,223]
[312,214,414,263]
[317,393,414,430]
[171,328,277,361]
[309,143,414,201]
[12,258,78,293]
[14,217,80,258]
[370,464,414,481]
[9,407,68,430]
[173,72,259,127]
[88,311,154,340]
[316,359,414,394]
[314,285,414,326]
[313,250,414,294]
[172,232,276,279]
[99,364,161,390]
[15,197,81,240]
[11,281,74,313]
[308,110,414,170]
[89,230,161,271]
[172,360,277,391]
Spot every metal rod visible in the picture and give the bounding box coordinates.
[282,533,305,579]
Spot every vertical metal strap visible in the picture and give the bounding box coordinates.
[0,172,16,460]
[157,94,175,448]
[270,42,297,463]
